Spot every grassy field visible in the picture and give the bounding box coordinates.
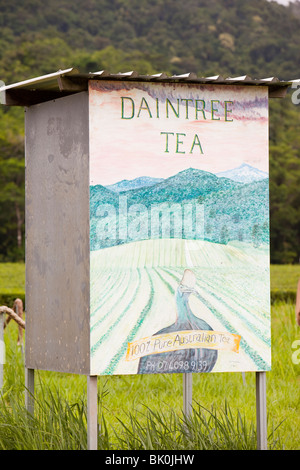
[0,262,25,293]
[271,264,300,292]
[2,259,300,304]
[0,262,299,449]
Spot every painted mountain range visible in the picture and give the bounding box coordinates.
[106,176,164,192]
[90,166,269,250]
[104,164,268,193]
[216,163,268,183]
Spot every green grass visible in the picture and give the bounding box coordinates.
[0,263,25,292]
[270,265,300,303]
[0,301,299,449]
[0,262,25,306]
[271,264,300,291]
[0,263,299,449]
[2,262,299,307]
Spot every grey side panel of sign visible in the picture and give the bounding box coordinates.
[25,91,90,374]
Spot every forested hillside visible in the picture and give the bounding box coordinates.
[0,0,300,263]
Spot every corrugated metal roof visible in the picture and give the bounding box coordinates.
[0,68,297,106]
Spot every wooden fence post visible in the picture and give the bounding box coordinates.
[0,301,26,392]
[13,299,24,354]
[0,313,4,390]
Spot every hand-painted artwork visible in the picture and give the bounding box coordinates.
[89,80,271,376]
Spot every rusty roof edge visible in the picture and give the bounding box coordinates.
[69,70,296,87]
[86,71,293,85]
[0,69,296,107]
[0,68,296,90]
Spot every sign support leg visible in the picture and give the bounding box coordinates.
[87,375,98,450]
[256,371,267,450]
[25,367,35,415]
[183,373,193,417]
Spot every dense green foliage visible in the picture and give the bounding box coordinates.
[0,0,300,262]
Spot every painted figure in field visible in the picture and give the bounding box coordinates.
[138,269,218,374]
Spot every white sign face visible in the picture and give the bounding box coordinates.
[89,80,271,376]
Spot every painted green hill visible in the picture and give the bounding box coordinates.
[203,178,269,244]
[119,168,242,206]
[90,168,269,250]
[90,168,241,207]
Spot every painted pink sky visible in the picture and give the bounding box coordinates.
[89,81,269,185]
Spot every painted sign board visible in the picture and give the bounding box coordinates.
[89,80,271,376]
